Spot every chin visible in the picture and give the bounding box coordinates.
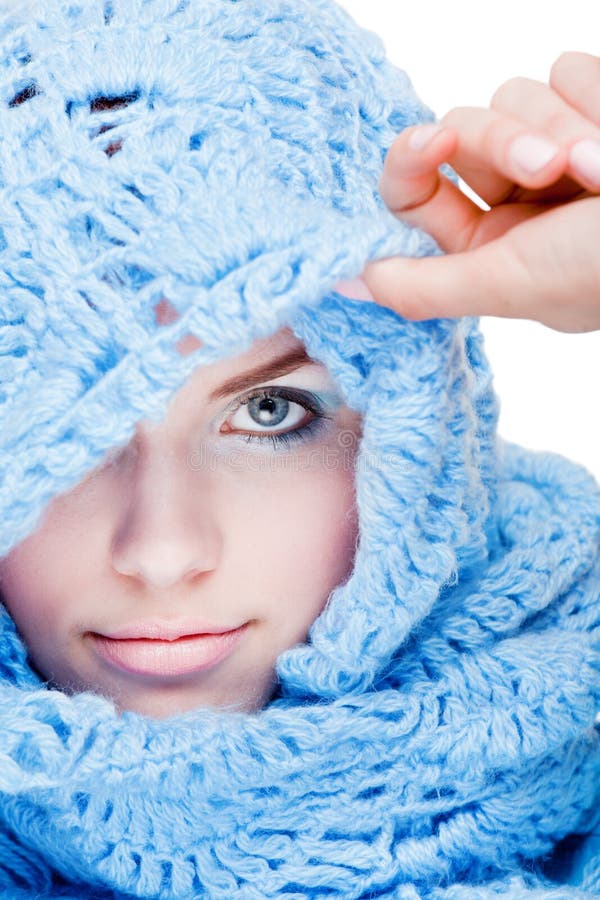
[107,681,276,720]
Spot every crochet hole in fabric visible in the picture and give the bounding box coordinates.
[89,93,140,113]
[89,91,141,157]
[8,82,41,107]
[154,297,203,356]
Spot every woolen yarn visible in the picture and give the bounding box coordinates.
[0,0,599,897]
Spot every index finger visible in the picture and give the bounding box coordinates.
[379,124,484,253]
[549,51,600,126]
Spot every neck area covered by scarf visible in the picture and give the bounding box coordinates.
[0,1,599,897]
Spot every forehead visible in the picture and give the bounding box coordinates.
[134,325,320,443]
[243,326,305,360]
[194,325,312,387]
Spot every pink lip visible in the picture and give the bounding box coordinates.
[102,621,241,641]
[89,623,248,678]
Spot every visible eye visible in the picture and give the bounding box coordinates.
[224,388,319,434]
[220,386,338,450]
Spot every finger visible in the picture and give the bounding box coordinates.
[363,197,600,333]
[440,105,569,206]
[379,124,484,252]
[362,219,577,327]
[491,76,600,192]
[362,242,524,323]
[550,51,600,125]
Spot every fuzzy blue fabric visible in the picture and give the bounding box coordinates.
[0,0,599,897]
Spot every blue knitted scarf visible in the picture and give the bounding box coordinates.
[0,1,599,897]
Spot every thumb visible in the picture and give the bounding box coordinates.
[362,241,524,322]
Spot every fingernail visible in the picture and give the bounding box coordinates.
[508,134,560,173]
[333,277,375,302]
[569,138,600,187]
[408,123,444,151]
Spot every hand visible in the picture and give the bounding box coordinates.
[361,52,600,333]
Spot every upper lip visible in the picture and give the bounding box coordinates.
[94,622,246,641]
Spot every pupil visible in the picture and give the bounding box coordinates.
[248,395,289,427]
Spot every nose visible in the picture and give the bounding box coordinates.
[110,426,221,590]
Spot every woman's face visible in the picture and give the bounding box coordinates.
[0,325,361,719]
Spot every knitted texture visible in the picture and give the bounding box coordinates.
[0,1,599,897]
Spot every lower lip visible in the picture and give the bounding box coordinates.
[89,626,247,678]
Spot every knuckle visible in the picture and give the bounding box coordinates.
[544,107,576,135]
[490,76,531,109]
[549,50,585,86]
[439,106,477,129]
[479,117,504,158]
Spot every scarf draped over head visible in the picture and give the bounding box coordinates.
[0,1,599,896]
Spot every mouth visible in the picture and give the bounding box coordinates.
[88,624,249,678]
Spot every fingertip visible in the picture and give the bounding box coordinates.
[506,133,566,188]
[363,253,496,323]
[362,257,433,320]
[407,123,446,152]
[386,124,457,175]
[568,138,600,193]
[333,276,375,302]
[362,258,397,304]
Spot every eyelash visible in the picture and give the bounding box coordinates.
[223,387,332,450]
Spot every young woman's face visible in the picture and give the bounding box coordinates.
[0,326,362,719]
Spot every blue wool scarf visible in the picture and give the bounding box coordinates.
[0,1,599,897]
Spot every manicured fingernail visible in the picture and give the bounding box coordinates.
[569,138,600,187]
[408,123,444,151]
[508,134,560,173]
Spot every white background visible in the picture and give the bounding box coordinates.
[339,1,600,482]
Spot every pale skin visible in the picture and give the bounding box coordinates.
[0,326,362,720]
[0,52,597,721]
[362,51,600,334]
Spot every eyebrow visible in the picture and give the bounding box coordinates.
[208,345,317,401]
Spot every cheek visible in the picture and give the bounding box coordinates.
[0,535,66,640]
[222,454,358,620]
[291,467,358,584]
[0,544,63,686]
[0,489,103,637]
